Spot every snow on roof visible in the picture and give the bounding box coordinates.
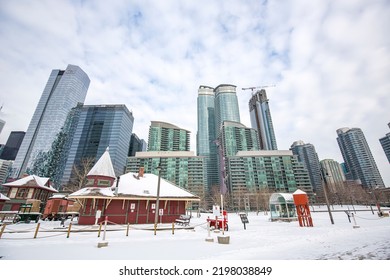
[70,172,199,200]
[87,147,116,178]
[269,193,294,204]
[2,175,58,193]
[0,193,10,201]
[293,189,307,195]
[70,187,115,197]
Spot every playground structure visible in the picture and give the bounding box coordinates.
[293,189,313,227]
[207,210,228,231]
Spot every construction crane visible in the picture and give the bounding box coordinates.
[242,84,276,94]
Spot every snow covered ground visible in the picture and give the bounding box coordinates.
[0,205,389,279]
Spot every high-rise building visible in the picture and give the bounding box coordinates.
[60,104,134,188]
[0,119,5,136]
[249,89,278,150]
[379,122,390,163]
[227,150,313,207]
[128,121,206,205]
[148,121,190,152]
[197,84,241,191]
[12,64,90,178]
[0,131,25,161]
[214,84,240,131]
[126,151,205,200]
[218,121,259,194]
[128,133,147,156]
[197,85,218,190]
[320,159,346,193]
[290,140,322,192]
[0,159,12,185]
[336,127,385,188]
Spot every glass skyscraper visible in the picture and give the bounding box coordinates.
[60,104,134,188]
[290,140,322,192]
[337,127,385,188]
[379,122,390,163]
[249,89,278,150]
[197,85,218,189]
[197,84,241,191]
[12,64,90,178]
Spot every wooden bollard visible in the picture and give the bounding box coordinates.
[0,224,6,239]
[98,223,102,238]
[34,222,40,239]
[126,223,130,236]
[67,222,72,238]
[172,222,175,235]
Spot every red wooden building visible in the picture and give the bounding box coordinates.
[1,175,58,212]
[43,194,81,220]
[0,193,10,211]
[69,148,200,225]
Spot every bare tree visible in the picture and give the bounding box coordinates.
[62,157,95,193]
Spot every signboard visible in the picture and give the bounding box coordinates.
[95,210,102,219]
[213,205,220,216]
[239,213,249,230]
[159,209,164,216]
[130,203,136,210]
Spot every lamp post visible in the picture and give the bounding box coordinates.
[154,164,162,235]
[321,168,334,225]
[369,181,382,216]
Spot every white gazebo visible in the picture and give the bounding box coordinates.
[269,193,297,222]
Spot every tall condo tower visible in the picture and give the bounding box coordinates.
[290,140,322,192]
[214,84,240,132]
[197,86,218,189]
[12,64,90,178]
[379,122,390,163]
[336,127,385,188]
[249,89,278,150]
[148,121,190,152]
[197,84,241,190]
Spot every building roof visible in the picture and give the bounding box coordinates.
[269,193,294,204]
[70,172,199,201]
[87,147,116,178]
[2,175,58,193]
[0,193,10,201]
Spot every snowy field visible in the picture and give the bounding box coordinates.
[0,205,389,279]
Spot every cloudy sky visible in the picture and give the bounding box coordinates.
[0,0,389,186]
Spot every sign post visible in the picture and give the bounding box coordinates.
[239,213,249,230]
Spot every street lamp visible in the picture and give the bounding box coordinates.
[369,181,382,216]
[320,168,334,225]
[154,164,162,235]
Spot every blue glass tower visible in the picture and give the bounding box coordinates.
[60,104,134,188]
[12,65,90,177]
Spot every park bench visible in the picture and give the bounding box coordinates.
[175,215,191,226]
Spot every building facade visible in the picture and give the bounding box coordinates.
[337,127,385,188]
[126,151,205,200]
[60,104,134,188]
[290,140,322,192]
[197,85,218,191]
[227,150,313,208]
[12,65,90,178]
[148,121,190,152]
[320,159,346,193]
[249,89,278,150]
[128,133,147,156]
[379,122,390,163]
[197,84,241,191]
[0,131,25,161]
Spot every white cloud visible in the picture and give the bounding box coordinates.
[0,0,389,186]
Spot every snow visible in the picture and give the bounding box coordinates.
[87,147,116,178]
[2,175,58,193]
[70,172,199,200]
[0,205,389,279]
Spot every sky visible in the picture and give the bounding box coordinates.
[0,207,389,279]
[0,0,389,185]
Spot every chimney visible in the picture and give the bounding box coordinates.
[138,167,145,178]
